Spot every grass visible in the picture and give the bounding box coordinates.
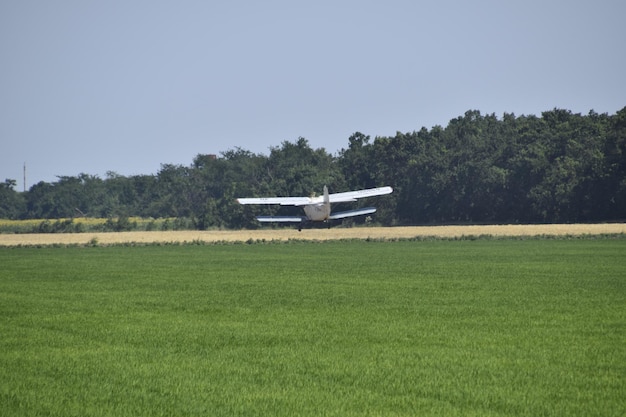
[0,217,192,234]
[1,239,625,416]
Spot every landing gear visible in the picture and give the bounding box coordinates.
[296,220,332,231]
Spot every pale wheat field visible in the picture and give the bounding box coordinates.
[0,224,624,246]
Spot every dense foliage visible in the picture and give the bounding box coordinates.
[2,108,625,227]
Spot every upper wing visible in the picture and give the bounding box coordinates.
[237,186,392,206]
[237,196,312,206]
[328,186,393,203]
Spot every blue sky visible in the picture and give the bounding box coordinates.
[2,0,625,189]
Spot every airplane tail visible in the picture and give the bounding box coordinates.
[323,185,331,219]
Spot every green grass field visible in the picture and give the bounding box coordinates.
[1,239,625,416]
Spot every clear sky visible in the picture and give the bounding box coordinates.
[2,0,625,189]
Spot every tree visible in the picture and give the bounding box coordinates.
[339,132,375,190]
[7,107,625,227]
[602,106,626,220]
[190,149,267,229]
[152,164,193,218]
[0,179,25,219]
[266,138,342,196]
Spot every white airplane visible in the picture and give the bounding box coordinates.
[237,185,393,229]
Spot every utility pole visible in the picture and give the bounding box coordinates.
[23,162,26,192]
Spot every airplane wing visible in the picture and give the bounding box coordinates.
[256,215,306,223]
[237,197,312,206]
[237,186,392,206]
[328,207,377,220]
[328,186,393,203]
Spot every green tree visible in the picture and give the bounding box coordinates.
[602,106,626,220]
[12,106,626,226]
[190,149,268,229]
[266,138,343,196]
[339,132,375,189]
[0,179,25,219]
[152,164,193,218]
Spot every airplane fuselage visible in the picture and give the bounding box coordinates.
[303,202,331,221]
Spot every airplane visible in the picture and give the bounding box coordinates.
[236,185,393,230]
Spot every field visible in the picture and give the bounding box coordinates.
[1,223,625,246]
[1,238,625,416]
[0,217,187,235]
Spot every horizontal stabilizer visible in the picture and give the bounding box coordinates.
[256,216,305,223]
[329,207,377,220]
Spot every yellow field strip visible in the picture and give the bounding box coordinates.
[0,224,624,246]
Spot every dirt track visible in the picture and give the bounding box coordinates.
[0,224,624,246]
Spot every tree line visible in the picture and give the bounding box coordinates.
[2,107,625,228]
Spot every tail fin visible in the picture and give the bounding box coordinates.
[323,185,329,204]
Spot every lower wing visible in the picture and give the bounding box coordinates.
[255,208,375,222]
[256,216,306,223]
[328,207,377,220]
